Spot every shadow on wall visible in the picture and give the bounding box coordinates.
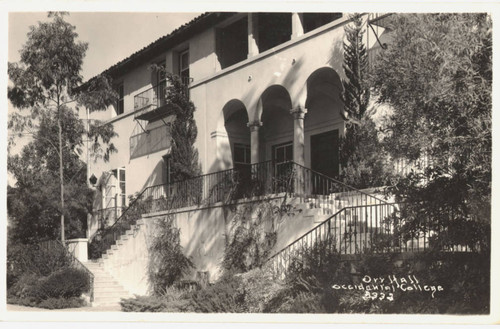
[140,159,165,192]
[326,34,345,79]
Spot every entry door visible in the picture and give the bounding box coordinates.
[310,130,339,194]
[272,142,293,192]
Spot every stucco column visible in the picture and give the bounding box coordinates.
[290,107,307,166]
[247,120,262,164]
[291,13,304,39]
[290,107,307,195]
[248,13,259,58]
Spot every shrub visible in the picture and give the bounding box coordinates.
[7,242,71,289]
[38,297,87,309]
[34,267,91,299]
[148,216,194,295]
[186,274,246,313]
[8,273,40,298]
[8,296,87,309]
[120,295,169,312]
[238,267,283,313]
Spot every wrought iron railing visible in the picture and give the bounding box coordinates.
[133,77,191,119]
[89,160,389,259]
[39,240,95,302]
[267,200,473,279]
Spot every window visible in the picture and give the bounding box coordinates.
[302,13,342,34]
[112,168,126,208]
[233,143,251,166]
[115,83,124,115]
[178,50,189,85]
[163,155,173,185]
[257,13,292,53]
[216,17,248,69]
[157,60,167,85]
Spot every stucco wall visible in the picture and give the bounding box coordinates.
[100,195,322,295]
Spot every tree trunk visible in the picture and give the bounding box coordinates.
[58,104,65,244]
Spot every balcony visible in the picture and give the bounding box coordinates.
[133,77,190,121]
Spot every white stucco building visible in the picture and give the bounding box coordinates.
[87,12,389,239]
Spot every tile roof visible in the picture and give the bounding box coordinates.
[84,12,235,84]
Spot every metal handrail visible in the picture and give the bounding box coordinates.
[89,160,389,259]
[267,202,402,279]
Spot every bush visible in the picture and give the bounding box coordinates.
[238,267,283,313]
[120,295,169,312]
[187,274,246,313]
[7,242,71,289]
[8,296,87,309]
[34,267,91,299]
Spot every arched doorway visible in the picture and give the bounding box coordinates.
[259,85,293,191]
[305,67,344,187]
[222,99,251,188]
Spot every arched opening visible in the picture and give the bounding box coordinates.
[305,67,344,184]
[259,85,293,189]
[222,99,250,171]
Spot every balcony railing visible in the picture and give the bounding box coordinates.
[130,125,171,159]
[133,77,191,121]
[89,160,388,259]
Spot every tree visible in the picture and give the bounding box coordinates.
[161,71,201,182]
[8,12,117,244]
[370,14,492,252]
[339,14,390,188]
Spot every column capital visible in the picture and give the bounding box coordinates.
[247,120,263,132]
[290,107,307,119]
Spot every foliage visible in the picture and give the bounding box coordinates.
[8,112,95,241]
[342,14,370,120]
[149,64,201,182]
[264,237,489,314]
[8,12,117,244]
[7,241,90,310]
[120,295,170,312]
[121,275,245,313]
[8,296,87,310]
[339,14,391,189]
[148,216,194,295]
[238,267,283,313]
[339,117,391,188]
[34,267,91,299]
[370,14,492,253]
[186,274,246,313]
[7,242,72,289]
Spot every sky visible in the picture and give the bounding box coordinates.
[8,12,202,83]
[5,12,201,186]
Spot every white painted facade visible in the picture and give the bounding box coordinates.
[87,13,388,238]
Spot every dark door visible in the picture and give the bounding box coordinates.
[310,130,339,194]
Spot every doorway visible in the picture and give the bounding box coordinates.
[310,130,339,194]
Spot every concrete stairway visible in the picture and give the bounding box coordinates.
[84,261,132,307]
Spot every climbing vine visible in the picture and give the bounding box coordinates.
[148,215,194,295]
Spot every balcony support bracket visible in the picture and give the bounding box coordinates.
[135,119,149,134]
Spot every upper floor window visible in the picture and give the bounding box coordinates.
[257,13,292,53]
[302,13,342,34]
[115,83,124,115]
[216,16,248,70]
[157,60,167,85]
[178,49,190,85]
